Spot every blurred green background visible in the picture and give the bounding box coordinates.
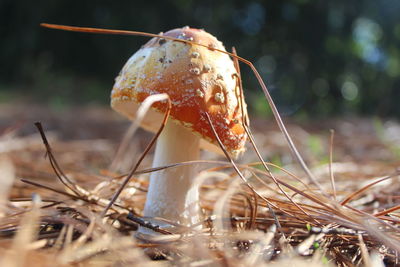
[1,0,400,118]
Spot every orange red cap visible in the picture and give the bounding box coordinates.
[111,26,248,156]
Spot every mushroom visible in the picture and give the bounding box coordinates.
[111,27,248,237]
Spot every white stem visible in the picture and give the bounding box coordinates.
[141,120,201,233]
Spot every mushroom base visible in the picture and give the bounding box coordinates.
[137,120,201,239]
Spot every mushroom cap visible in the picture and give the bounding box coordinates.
[111,27,248,156]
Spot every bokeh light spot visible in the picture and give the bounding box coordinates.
[341,81,359,101]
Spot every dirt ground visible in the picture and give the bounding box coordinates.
[1,103,399,266]
[1,102,398,169]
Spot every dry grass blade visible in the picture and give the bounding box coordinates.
[358,234,372,267]
[232,47,313,227]
[203,113,262,204]
[0,195,41,266]
[35,122,83,198]
[374,203,400,217]
[329,129,337,201]
[204,112,323,230]
[20,179,82,201]
[341,171,398,205]
[244,124,321,224]
[0,154,15,214]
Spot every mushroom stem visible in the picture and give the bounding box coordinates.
[141,120,201,235]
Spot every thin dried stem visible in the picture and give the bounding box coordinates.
[205,112,325,228]
[233,47,316,227]
[35,122,83,197]
[374,204,400,217]
[329,129,337,201]
[20,179,82,200]
[341,171,398,206]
